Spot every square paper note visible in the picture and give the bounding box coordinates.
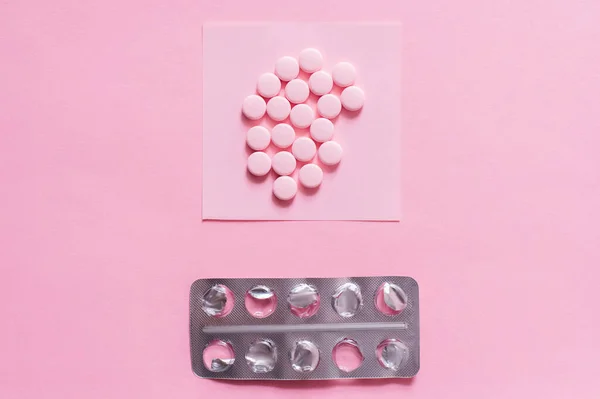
[203,23,401,220]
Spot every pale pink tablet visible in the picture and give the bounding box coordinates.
[298,48,323,73]
[266,96,291,122]
[318,141,343,166]
[317,94,342,119]
[247,152,272,176]
[285,79,310,104]
[274,56,299,82]
[242,95,267,120]
[272,151,297,176]
[298,164,323,188]
[271,123,295,148]
[340,86,365,111]
[291,137,317,162]
[308,71,333,96]
[246,126,270,151]
[309,118,334,142]
[332,62,356,87]
[289,104,315,128]
[273,176,297,201]
[257,72,281,98]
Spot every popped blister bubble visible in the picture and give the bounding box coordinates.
[201,284,234,317]
[245,285,277,318]
[245,339,277,373]
[332,282,363,317]
[332,338,364,372]
[290,340,320,372]
[375,282,408,315]
[287,284,320,318]
[376,339,409,371]
[203,339,235,372]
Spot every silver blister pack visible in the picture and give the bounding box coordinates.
[189,276,420,380]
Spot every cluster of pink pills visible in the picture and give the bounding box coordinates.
[243,48,365,201]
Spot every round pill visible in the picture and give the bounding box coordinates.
[289,104,315,128]
[271,151,297,176]
[257,72,281,98]
[242,95,266,120]
[247,152,272,177]
[332,62,357,87]
[266,96,291,122]
[298,48,323,73]
[291,137,317,162]
[308,71,333,96]
[309,118,334,142]
[317,94,342,119]
[273,176,297,200]
[285,79,310,104]
[246,126,270,151]
[340,86,365,111]
[271,123,295,148]
[318,141,343,166]
[298,164,323,188]
[274,56,299,81]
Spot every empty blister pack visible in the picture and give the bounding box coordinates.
[189,276,420,380]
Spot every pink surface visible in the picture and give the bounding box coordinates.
[203,23,401,220]
[1,0,600,398]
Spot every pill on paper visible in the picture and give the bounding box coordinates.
[332,62,356,87]
[298,164,323,188]
[272,151,297,176]
[271,123,295,148]
[246,126,271,151]
[309,118,334,143]
[275,56,300,82]
[285,79,310,104]
[318,141,343,166]
[242,95,267,120]
[257,72,282,98]
[340,86,365,111]
[292,137,317,162]
[266,96,291,122]
[273,176,298,201]
[317,94,342,119]
[308,71,333,96]
[290,104,315,128]
[298,48,323,73]
[247,152,272,176]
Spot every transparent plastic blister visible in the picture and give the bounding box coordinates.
[190,276,420,380]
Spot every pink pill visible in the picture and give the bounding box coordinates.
[290,104,315,128]
[246,126,270,151]
[310,118,334,142]
[271,123,295,148]
[298,164,323,188]
[285,79,310,104]
[341,86,365,111]
[299,48,323,73]
[247,152,272,176]
[257,72,281,98]
[266,96,291,122]
[318,141,343,166]
[308,71,333,96]
[272,151,297,176]
[317,94,342,119]
[292,137,317,162]
[273,176,297,201]
[242,95,267,120]
[332,62,357,87]
[274,56,299,82]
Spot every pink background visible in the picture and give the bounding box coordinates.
[1,0,599,398]
[203,23,401,220]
